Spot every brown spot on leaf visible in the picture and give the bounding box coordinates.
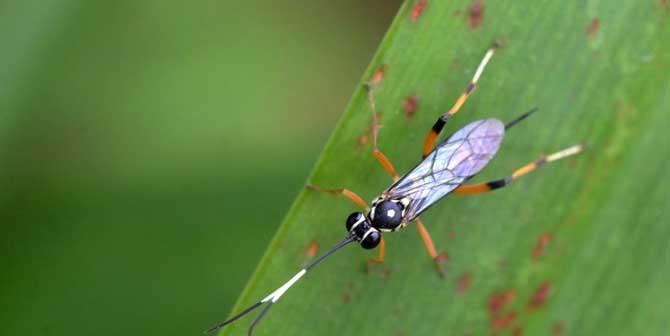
[380,268,391,279]
[341,293,351,304]
[528,281,552,310]
[457,273,472,295]
[491,312,517,332]
[488,290,515,315]
[468,0,485,29]
[370,65,386,89]
[358,132,369,148]
[304,240,319,259]
[512,326,524,336]
[403,95,419,118]
[410,0,427,23]
[448,230,457,240]
[365,260,391,279]
[658,0,670,25]
[533,232,552,260]
[552,322,565,335]
[587,18,600,38]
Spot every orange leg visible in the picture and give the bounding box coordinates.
[368,236,386,263]
[365,236,387,276]
[365,84,449,274]
[416,218,449,277]
[306,184,369,211]
[454,144,585,195]
[365,84,400,181]
[422,44,498,158]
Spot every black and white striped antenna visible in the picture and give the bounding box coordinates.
[206,234,356,335]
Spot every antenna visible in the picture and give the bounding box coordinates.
[505,107,539,130]
[206,234,356,335]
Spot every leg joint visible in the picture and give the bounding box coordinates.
[487,178,511,190]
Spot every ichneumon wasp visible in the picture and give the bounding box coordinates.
[207,43,584,335]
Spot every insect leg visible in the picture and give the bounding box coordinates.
[416,218,448,278]
[365,236,387,275]
[378,237,386,262]
[365,83,400,181]
[368,236,386,263]
[306,184,369,211]
[453,144,585,195]
[422,44,498,158]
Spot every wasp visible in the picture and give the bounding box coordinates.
[207,44,583,335]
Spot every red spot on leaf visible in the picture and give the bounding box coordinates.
[528,281,552,310]
[533,232,552,260]
[358,133,369,147]
[403,96,419,118]
[491,312,517,332]
[456,273,472,295]
[587,18,600,38]
[410,0,427,23]
[552,322,565,335]
[304,240,319,259]
[370,65,386,89]
[468,0,485,29]
[488,290,515,315]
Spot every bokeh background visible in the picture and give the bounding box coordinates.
[0,1,402,335]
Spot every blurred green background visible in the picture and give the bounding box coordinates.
[0,1,401,335]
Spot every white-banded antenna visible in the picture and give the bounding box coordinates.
[205,235,356,335]
[546,144,585,162]
[472,47,495,84]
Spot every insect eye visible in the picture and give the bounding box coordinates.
[360,229,381,249]
[371,200,403,230]
[345,212,365,232]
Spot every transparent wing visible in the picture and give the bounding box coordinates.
[385,119,505,221]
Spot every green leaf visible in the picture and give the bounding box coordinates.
[220,1,670,335]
